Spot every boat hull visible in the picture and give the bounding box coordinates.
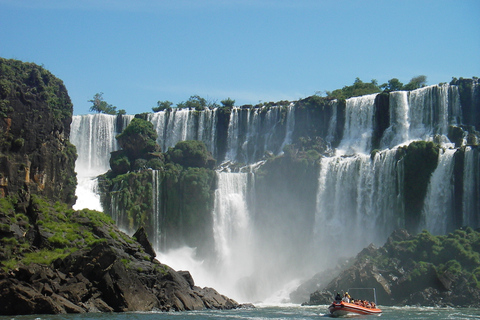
[328,301,382,316]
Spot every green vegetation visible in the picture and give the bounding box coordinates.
[369,228,480,289]
[152,100,173,112]
[0,58,73,120]
[0,195,118,271]
[220,97,235,108]
[176,95,211,111]
[116,117,159,161]
[99,117,218,254]
[325,75,428,100]
[326,78,381,100]
[166,140,216,169]
[88,92,126,115]
[380,75,428,92]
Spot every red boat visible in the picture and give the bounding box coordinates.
[328,301,382,316]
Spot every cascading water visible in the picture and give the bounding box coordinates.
[337,94,376,155]
[151,169,163,251]
[71,83,480,303]
[463,147,480,228]
[421,148,456,234]
[407,84,460,143]
[313,84,465,263]
[148,109,217,156]
[225,105,293,163]
[210,171,254,300]
[314,149,403,260]
[70,114,133,210]
[280,103,295,152]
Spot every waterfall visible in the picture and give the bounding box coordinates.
[70,114,133,210]
[381,91,410,148]
[148,109,217,155]
[325,100,338,144]
[407,84,460,143]
[280,103,295,152]
[211,171,254,300]
[337,94,376,155]
[381,84,462,149]
[314,149,403,259]
[421,148,456,234]
[70,81,480,303]
[225,105,294,163]
[151,169,163,251]
[463,147,480,228]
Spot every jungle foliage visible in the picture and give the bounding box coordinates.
[100,116,218,253]
[0,58,73,135]
[0,195,116,271]
[325,75,428,100]
[369,228,480,289]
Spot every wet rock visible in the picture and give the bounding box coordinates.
[133,226,156,259]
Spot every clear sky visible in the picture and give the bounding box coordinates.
[1,0,479,115]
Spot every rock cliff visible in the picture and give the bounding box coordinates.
[302,228,480,307]
[0,59,241,315]
[0,201,239,314]
[0,58,76,206]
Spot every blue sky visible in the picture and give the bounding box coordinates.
[1,0,479,115]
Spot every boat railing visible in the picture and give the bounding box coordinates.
[347,287,378,305]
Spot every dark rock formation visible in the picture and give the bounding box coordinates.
[0,58,76,205]
[133,226,156,259]
[0,59,241,315]
[0,208,240,315]
[305,228,480,307]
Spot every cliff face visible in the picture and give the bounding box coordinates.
[0,197,240,315]
[303,228,480,308]
[0,58,76,207]
[0,59,241,315]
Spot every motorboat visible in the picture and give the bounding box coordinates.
[328,287,382,316]
[328,300,382,316]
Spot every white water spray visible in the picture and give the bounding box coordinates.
[421,148,456,234]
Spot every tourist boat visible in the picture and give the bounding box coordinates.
[328,288,382,317]
[328,300,382,316]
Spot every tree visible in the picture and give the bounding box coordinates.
[326,78,381,100]
[116,117,159,161]
[381,78,404,92]
[177,95,207,111]
[404,75,427,91]
[152,100,173,112]
[88,92,118,115]
[167,140,216,169]
[221,97,235,108]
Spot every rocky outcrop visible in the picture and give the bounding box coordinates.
[0,59,241,315]
[0,58,76,205]
[0,202,240,315]
[304,228,480,307]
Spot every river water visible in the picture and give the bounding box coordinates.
[2,305,479,320]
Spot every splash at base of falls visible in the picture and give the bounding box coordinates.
[73,176,102,211]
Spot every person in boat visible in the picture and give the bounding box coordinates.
[335,293,342,301]
[342,292,350,303]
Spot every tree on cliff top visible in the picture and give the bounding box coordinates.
[89,92,125,115]
[326,78,381,100]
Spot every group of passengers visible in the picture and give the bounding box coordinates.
[335,292,377,309]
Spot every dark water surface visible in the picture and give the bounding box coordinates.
[1,305,479,320]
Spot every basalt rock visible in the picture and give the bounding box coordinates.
[305,229,480,308]
[0,58,76,205]
[0,223,240,315]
